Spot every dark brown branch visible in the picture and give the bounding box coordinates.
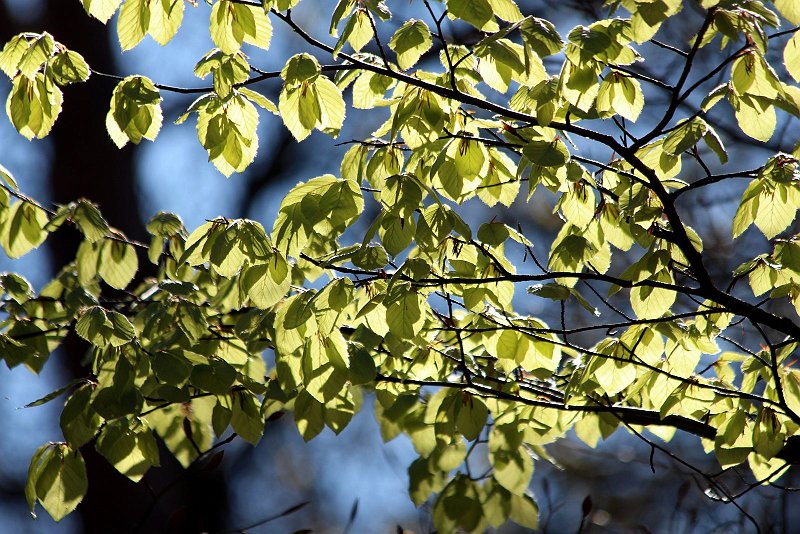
[375,373,800,465]
[90,64,355,95]
[636,7,719,148]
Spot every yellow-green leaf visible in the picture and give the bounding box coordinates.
[106,75,162,148]
[211,0,271,54]
[732,94,776,142]
[446,0,498,32]
[785,33,800,83]
[596,72,644,122]
[2,201,49,258]
[96,420,160,482]
[775,0,800,25]
[389,19,432,70]
[6,73,63,140]
[243,254,292,308]
[117,0,149,51]
[33,444,87,522]
[148,0,185,46]
[81,0,124,23]
[98,239,138,289]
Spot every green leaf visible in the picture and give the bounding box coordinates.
[408,457,448,506]
[520,16,563,58]
[478,221,510,247]
[147,211,184,237]
[75,306,137,348]
[432,138,487,202]
[147,399,214,467]
[272,174,363,257]
[192,93,260,176]
[386,288,425,339]
[477,37,531,93]
[274,0,301,10]
[281,53,321,87]
[593,357,637,396]
[596,72,643,122]
[98,239,138,289]
[242,3,272,50]
[335,8,372,56]
[477,149,519,207]
[702,126,728,164]
[242,254,292,308]
[446,0,498,32]
[302,333,349,403]
[208,225,246,277]
[775,0,800,24]
[1,272,33,301]
[732,180,761,239]
[294,390,325,441]
[70,201,111,243]
[731,93,776,142]
[117,0,149,51]
[523,139,570,167]
[23,378,86,409]
[455,393,488,441]
[2,201,49,258]
[433,475,486,532]
[191,359,237,394]
[26,444,50,518]
[16,33,54,78]
[488,0,524,22]
[663,118,707,156]
[379,214,415,256]
[49,50,91,85]
[733,173,800,240]
[33,444,88,522]
[106,75,162,148]
[630,271,676,319]
[148,0,185,46]
[315,76,346,137]
[753,407,785,459]
[492,330,528,364]
[382,174,424,217]
[231,391,264,445]
[785,33,800,83]
[565,24,612,63]
[556,182,595,229]
[211,0,272,54]
[330,0,356,36]
[731,53,779,100]
[239,87,278,114]
[81,0,124,23]
[389,19,432,70]
[0,35,30,78]
[6,72,63,140]
[509,492,539,529]
[279,84,314,141]
[95,420,160,482]
[348,345,377,385]
[489,430,533,494]
[350,70,393,109]
[61,385,103,448]
[151,350,192,385]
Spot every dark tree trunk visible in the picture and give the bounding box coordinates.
[40,5,142,241]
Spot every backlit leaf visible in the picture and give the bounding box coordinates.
[389,19,432,70]
[81,0,123,23]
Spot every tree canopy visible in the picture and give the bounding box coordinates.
[2,0,800,530]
